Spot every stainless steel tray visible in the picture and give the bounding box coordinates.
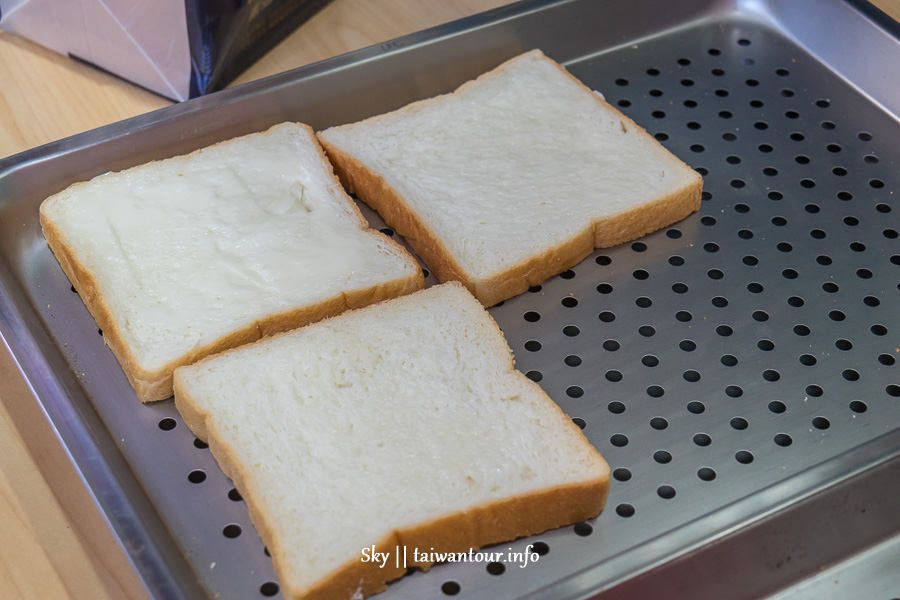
[1,1,899,599]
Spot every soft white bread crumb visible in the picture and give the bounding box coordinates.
[174,282,609,600]
[318,50,702,306]
[40,123,423,402]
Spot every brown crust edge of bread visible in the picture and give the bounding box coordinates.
[172,282,610,600]
[39,122,425,403]
[317,50,703,307]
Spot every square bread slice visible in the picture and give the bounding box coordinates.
[40,123,424,402]
[174,281,610,600]
[318,49,703,306]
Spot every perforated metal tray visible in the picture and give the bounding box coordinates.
[0,1,899,599]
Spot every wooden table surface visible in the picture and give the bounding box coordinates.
[0,1,897,599]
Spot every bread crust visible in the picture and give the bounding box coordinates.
[173,282,609,600]
[39,123,424,402]
[318,50,702,307]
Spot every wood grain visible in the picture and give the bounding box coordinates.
[0,1,897,599]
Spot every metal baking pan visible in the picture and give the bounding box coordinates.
[1,0,899,598]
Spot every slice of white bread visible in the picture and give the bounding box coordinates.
[318,49,703,306]
[174,281,610,600]
[40,122,424,402]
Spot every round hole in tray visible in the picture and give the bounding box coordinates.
[687,401,705,414]
[693,433,712,447]
[793,324,811,336]
[260,582,279,597]
[228,488,243,502]
[441,581,461,596]
[673,282,690,294]
[606,370,623,382]
[486,562,505,576]
[525,370,543,382]
[566,386,584,398]
[610,434,629,448]
[763,369,780,382]
[774,433,793,447]
[639,325,656,337]
[735,450,755,464]
[721,354,738,367]
[531,541,550,556]
[680,339,697,352]
[572,417,586,430]
[563,325,580,337]
[561,296,578,308]
[188,470,207,484]
[879,354,896,366]
[849,400,868,414]
[613,468,632,482]
[574,521,594,535]
[608,401,626,414]
[615,504,635,518]
[643,354,661,367]
[158,418,177,431]
[525,340,542,352]
[523,311,541,322]
[807,385,824,397]
[654,450,673,464]
[565,355,582,367]
[769,401,787,414]
[647,385,665,398]
[684,370,701,382]
[193,438,209,449]
[812,416,831,430]
[599,311,616,323]
[730,417,749,430]
[887,385,900,397]
[835,338,853,351]
[758,339,775,351]
[604,341,620,353]
[650,417,669,430]
[697,467,717,481]
[725,385,743,398]
[657,485,676,499]
[528,285,542,293]
[223,524,242,539]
